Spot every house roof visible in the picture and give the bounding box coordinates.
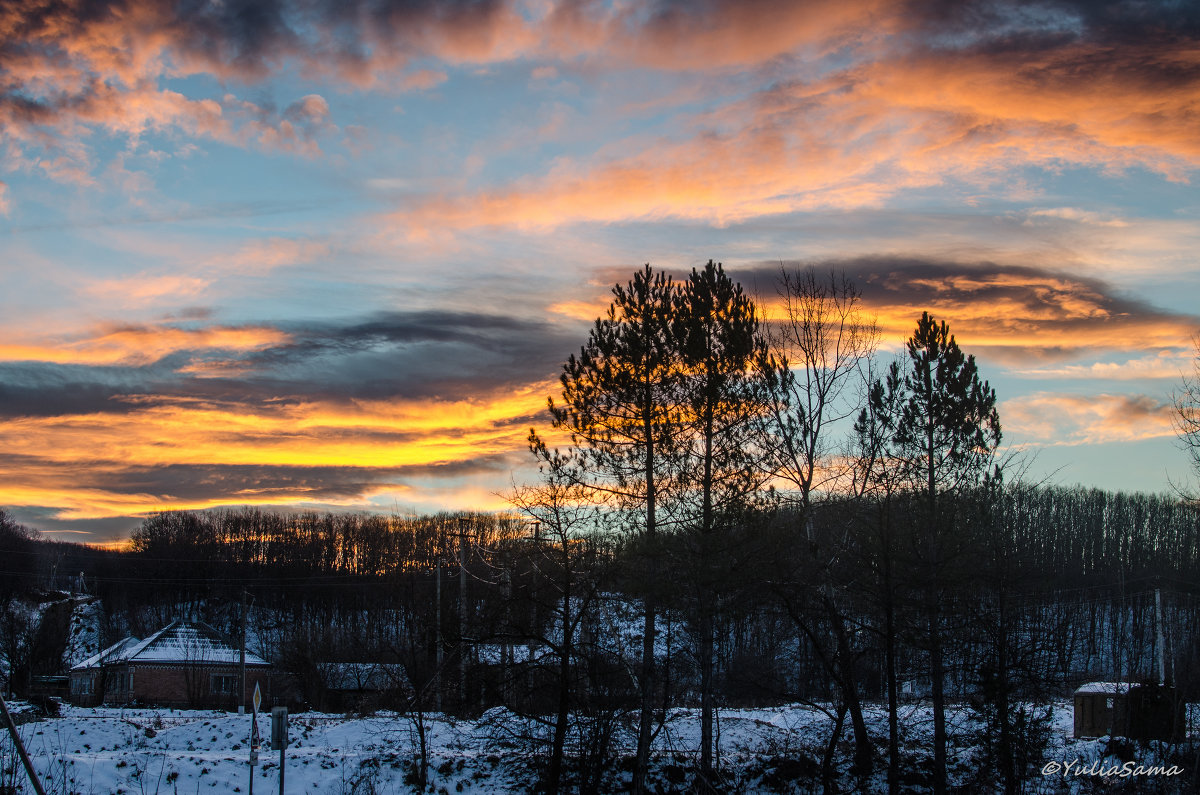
[1075,681,1134,695]
[71,636,142,671]
[72,620,268,669]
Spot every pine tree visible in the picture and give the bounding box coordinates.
[866,312,1001,795]
[538,264,684,793]
[675,260,767,781]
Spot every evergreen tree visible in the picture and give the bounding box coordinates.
[536,264,684,793]
[865,312,1001,795]
[675,260,767,781]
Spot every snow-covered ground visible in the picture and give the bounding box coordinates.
[2,701,1193,793]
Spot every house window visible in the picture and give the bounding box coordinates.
[211,674,238,695]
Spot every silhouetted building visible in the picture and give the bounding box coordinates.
[69,619,274,709]
[1073,681,1184,741]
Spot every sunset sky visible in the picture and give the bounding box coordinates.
[2,0,1198,543]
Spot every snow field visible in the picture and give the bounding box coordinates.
[4,701,1194,794]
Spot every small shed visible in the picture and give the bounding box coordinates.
[1073,681,1184,741]
[1074,682,1130,738]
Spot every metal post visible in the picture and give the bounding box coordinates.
[0,693,47,795]
[249,712,257,795]
[271,706,287,795]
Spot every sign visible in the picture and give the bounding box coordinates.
[252,682,262,714]
[270,707,288,751]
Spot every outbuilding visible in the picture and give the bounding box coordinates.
[1073,681,1184,741]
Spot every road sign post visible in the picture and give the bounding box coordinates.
[271,706,288,794]
[249,682,262,795]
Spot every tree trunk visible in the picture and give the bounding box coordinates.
[633,391,658,795]
[929,593,947,795]
[547,570,572,795]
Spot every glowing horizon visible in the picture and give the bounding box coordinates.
[2,0,1198,542]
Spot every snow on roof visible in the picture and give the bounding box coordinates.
[1075,681,1134,695]
[71,636,142,671]
[125,620,269,666]
[77,621,269,667]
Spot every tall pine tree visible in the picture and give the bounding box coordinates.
[866,312,1001,795]
[537,264,684,793]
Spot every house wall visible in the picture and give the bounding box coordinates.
[69,670,104,707]
[95,663,275,709]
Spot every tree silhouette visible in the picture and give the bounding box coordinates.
[675,260,768,781]
[1174,335,1200,501]
[538,264,684,793]
[865,312,1001,795]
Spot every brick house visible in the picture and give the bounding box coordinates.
[69,620,274,709]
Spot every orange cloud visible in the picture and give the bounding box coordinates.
[0,324,290,367]
[853,43,1200,176]
[85,273,211,306]
[0,379,560,519]
[216,237,333,273]
[384,25,1200,233]
[1001,392,1177,446]
[746,258,1200,363]
[541,0,889,70]
[1010,352,1195,381]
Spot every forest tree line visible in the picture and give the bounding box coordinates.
[3,262,1199,793]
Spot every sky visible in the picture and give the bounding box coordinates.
[1,0,1198,544]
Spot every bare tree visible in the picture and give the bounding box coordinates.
[514,440,606,794]
[760,267,879,781]
[1174,335,1200,500]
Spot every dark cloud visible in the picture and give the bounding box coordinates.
[904,0,1200,43]
[0,454,513,503]
[736,256,1200,358]
[0,362,173,419]
[0,309,583,419]
[226,309,582,401]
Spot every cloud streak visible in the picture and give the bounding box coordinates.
[741,257,1200,361]
[0,309,580,523]
[1002,391,1178,446]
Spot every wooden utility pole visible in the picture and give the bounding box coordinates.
[1,693,47,795]
[459,518,468,706]
[436,553,443,712]
[240,588,247,714]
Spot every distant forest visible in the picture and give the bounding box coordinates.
[4,263,1199,794]
[1,487,1199,791]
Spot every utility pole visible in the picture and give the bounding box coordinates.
[1,693,46,795]
[459,516,468,706]
[240,588,247,714]
[436,552,443,712]
[1155,586,1167,684]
